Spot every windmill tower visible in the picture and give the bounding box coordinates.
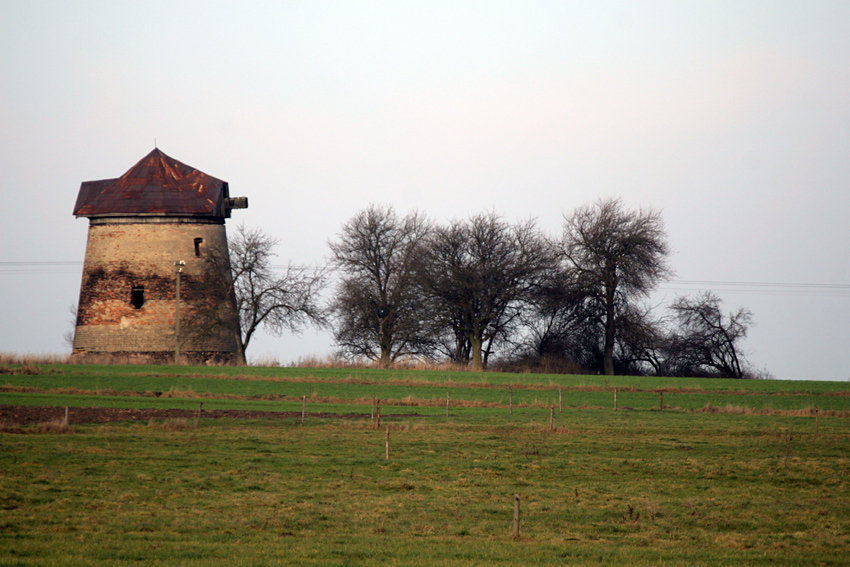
[71,149,248,364]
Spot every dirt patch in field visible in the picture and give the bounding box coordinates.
[0,405,407,426]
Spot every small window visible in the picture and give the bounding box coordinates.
[131,286,145,309]
[194,237,204,257]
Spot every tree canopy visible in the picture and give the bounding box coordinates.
[328,205,433,365]
[665,291,753,378]
[560,198,672,375]
[416,212,551,371]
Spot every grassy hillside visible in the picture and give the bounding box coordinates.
[1,364,849,566]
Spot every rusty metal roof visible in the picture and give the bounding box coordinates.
[73,148,231,218]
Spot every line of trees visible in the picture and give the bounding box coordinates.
[202,199,764,378]
[325,200,764,378]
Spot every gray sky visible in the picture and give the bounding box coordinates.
[1,1,848,380]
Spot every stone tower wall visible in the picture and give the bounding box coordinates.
[72,219,239,363]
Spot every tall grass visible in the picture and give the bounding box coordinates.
[290,353,475,372]
[0,352,70,365]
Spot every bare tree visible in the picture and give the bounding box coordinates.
[560,198,671,375]
[666,291,753,378]
[194,225,327,365]
[514,263,585,358]
[430,306,473,365]
[328,205,433,365]
[418,212,552,371]
[494,262,593,374]
[612,302,667,375]
[516,286,664,375]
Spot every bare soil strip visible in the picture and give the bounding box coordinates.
[0,405,406,426]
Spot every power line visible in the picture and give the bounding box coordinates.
[668,279,850,290]
[0,261,322,274]
[0,262,82,266]
[0,261,82,275]
[0,262,323,270]
[1,262,847,297]
[660,279,850,298]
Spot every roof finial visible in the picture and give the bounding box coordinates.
[154,138,157,149]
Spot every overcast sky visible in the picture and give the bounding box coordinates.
[1,1,848,380]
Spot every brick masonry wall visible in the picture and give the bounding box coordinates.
[73,221,239,359]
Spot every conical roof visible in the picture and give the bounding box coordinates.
[73,148,230,218]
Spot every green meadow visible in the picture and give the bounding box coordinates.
[1,364,849,566]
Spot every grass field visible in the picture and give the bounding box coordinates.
[1,363,849,566]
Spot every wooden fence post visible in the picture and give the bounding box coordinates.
[815,409,819,438]
[614,388,618,411]
[549,406,554,431]
[784,431,793,468]
[64,406,69,426]
[385,426,390,460]
[510,387,513,416]
[513,494,521,538]
[446,392,450,418]
[559,389,562,413]
[371,394,376,424]
[196,402,203,429]
[302,395,306,425]
[659,392,664,411]
[376,399,381,429]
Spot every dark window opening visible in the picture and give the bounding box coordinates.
[131,286,145,309]
[194,237,204,257]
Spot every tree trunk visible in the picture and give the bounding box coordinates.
[234,329,247,366]
[470,334,485,371]
[603,335,615,376]
[376,317,393,367]
[602,304,616,376]
[379,343,392,368]
[602,265,618,376]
